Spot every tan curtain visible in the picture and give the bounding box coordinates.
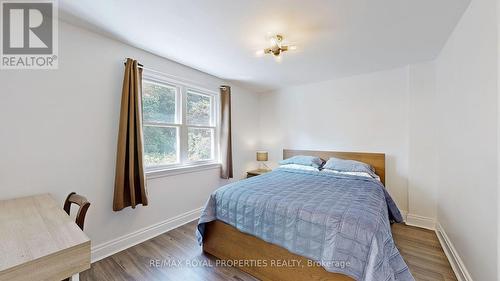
[220,85,233,179]
[113,58,148,211]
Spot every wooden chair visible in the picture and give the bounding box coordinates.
[63,192,90,281]
[63,192,90,231]
[64,192,90,230]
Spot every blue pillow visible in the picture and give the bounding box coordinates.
[279,155,324,168]
[323,157,377,177]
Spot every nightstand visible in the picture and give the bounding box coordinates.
[246,169,271,178]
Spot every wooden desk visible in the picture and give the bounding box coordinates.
[0,194,91,281]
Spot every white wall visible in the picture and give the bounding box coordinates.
[0,4,497,279]
[0,21,260,260]
[408,61,438,221]
[258,67,410,213]
[498,0,500,275]
[434,0,498,279]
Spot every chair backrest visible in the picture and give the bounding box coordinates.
[63,192,90,230]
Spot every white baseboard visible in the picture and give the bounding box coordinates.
[401,215,471,281]
[406,213,436,230]
[435,223,473,281]
[91,207,203,263]
[400,210,408,222]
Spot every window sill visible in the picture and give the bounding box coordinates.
[145,163,221,179]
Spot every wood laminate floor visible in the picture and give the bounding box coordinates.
[81,221,457,281]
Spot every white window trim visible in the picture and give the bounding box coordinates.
[146,162,221,179]
[142,71,221,177]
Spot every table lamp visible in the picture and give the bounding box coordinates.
[256,151,270,171]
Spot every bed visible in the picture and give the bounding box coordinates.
[197,149,413,281]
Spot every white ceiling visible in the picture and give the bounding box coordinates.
[60,0,470,92]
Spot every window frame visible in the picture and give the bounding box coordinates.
[181,87,215,165]
[142,71,220,174]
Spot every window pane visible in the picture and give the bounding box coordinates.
[142,82,177,123]
[186,91,211,126]
[188,127,213,161]
[143,126,178,167]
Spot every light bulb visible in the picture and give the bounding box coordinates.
[270,37,278,48]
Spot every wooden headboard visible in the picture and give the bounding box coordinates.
[283,149,386,185]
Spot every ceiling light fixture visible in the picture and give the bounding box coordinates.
[256,34,296,61]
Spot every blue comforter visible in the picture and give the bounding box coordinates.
[197,168,414,281]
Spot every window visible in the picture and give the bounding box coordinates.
[142,73,219,171]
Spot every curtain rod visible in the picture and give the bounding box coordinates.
[122,59,225,92]
[123,59,143,68]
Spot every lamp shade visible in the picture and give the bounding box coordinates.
[256,151,268,162]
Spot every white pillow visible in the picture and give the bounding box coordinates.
[278,164,320,171]
[322,169,381,181]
